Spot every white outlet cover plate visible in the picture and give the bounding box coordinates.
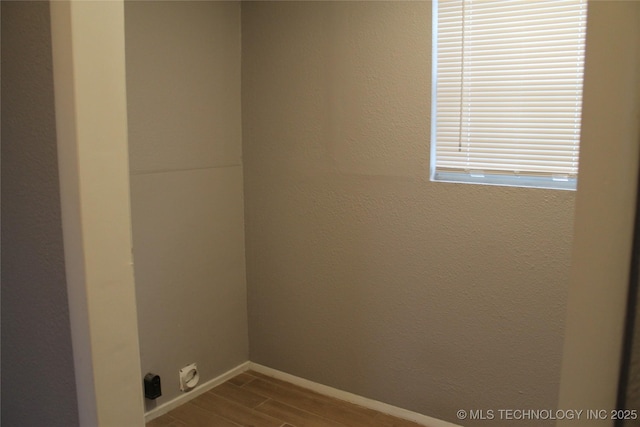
[179,363,199,391]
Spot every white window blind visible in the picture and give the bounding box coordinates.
[432,0,587,190]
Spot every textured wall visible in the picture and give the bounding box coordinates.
[556,2,640,424]
[125,1,248,411]
[0,2,79,426]
[242,2,575,426]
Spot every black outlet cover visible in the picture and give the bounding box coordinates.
[144,373,162,400]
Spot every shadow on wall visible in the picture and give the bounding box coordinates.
[1,1,79,426]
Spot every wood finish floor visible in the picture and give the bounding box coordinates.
[146,370,429,427]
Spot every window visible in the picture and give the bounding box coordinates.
[431,0,587,190]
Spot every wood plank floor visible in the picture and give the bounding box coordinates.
[146,370,429,427]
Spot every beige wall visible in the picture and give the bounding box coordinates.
[1,2,78,425]
[558,2,640,425]
[49,0,145,425]
[125,1,248,410]
[241,2,575,426]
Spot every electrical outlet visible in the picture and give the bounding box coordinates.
[179,363,199,392]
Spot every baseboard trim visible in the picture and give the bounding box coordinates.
[144,361,251,422]
[248,363,463,427]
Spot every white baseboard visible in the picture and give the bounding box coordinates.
[144,360,462,427]
[144,361,251,422]
[248,363,463,427]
